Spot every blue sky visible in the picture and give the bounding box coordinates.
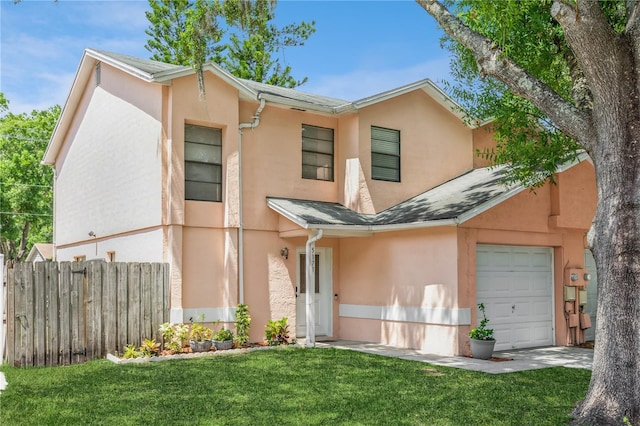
[1,0,451,114]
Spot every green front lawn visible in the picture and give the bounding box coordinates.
[0,347,589,425]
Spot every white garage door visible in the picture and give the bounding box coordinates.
[477,245,554,351]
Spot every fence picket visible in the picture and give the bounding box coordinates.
[103,262,117,356]
[70,261,85,364]
[87,261,103,360]
[127,263,141,347]
[116,263,128,353]
[46,262,60,366]
[34,262,46,366]
[151,263,165,342]
[140,263,152,342]
[6,266,15,366]
[58,262,72,365]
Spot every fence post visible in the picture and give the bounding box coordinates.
[0,253,4,364]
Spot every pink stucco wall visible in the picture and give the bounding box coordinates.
[357,90,474,211]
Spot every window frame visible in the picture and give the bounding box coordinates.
[184,123,223,202]
[371,125,401,182]
[301,123,334,182]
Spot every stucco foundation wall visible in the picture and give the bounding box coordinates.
[56,228,164,262]
[337,227,465,355]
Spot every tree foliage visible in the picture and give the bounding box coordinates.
[145,0,315,88]
[0,95,59,261]
[440,0,592,187]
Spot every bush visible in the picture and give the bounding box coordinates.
[234,304,251,345]
[265,317,290,346]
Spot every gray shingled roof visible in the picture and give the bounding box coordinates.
[267,164,518,231]
[89,49,185,76]
[239,79,350,109]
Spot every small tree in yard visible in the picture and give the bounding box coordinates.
[416,1,639,424]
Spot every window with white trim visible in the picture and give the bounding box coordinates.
[302,124,334,181]
[184,124,222,202]
[371,126,400,182]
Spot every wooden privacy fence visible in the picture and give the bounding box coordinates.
[5,261,170,367]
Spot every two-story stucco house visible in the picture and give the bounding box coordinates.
[44,49,597,355]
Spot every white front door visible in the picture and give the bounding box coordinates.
[476,245,554,351]
[296,247,332,337]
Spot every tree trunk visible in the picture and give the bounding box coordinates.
[576,153,640,424]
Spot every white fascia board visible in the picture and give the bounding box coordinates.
[556,151,590,172]
[258,93,336,114]
[369,218,458,232]
[85,49,156,83]
[353,79,433,108]
[352,79,475,128]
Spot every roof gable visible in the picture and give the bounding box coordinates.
[44,48,479,165]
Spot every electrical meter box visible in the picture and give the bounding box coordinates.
[564,286,576,301]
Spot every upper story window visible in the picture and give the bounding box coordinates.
[185,124,222,202]
[302,124,334,181]
[371,126,400,182]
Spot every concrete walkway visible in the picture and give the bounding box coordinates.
[316,340,593,374]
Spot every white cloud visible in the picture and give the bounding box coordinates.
[301,56,453,101]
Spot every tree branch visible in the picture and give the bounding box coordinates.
[627,0,640,34]
[416,0,592,146]
[551,1,621,99]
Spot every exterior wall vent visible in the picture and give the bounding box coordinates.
[95,62,101,87]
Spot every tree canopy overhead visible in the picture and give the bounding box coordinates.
[417,0,639,424]
[145,0,315,89]
[0,94,59,261]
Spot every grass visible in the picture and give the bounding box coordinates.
[0,347,590,425]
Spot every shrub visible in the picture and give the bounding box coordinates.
[469,303,494,341]
[214,327,234,342]
[139,338,160,357]
[123,343,141,359]
[265,317,290,346]
[159,322,189,354]
[234,304,251,345]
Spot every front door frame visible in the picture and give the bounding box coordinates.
[295,246,333,338]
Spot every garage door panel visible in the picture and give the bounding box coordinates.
[491,302,514,322]
[477,245,553,350]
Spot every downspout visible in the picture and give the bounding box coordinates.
[237,97,266,304]
[305,229,323,347]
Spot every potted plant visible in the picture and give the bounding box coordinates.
[189,316,213,352]
[469,303,496,360]
[213,327,234,350]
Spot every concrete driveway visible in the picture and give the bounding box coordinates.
[316,340,593,374]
